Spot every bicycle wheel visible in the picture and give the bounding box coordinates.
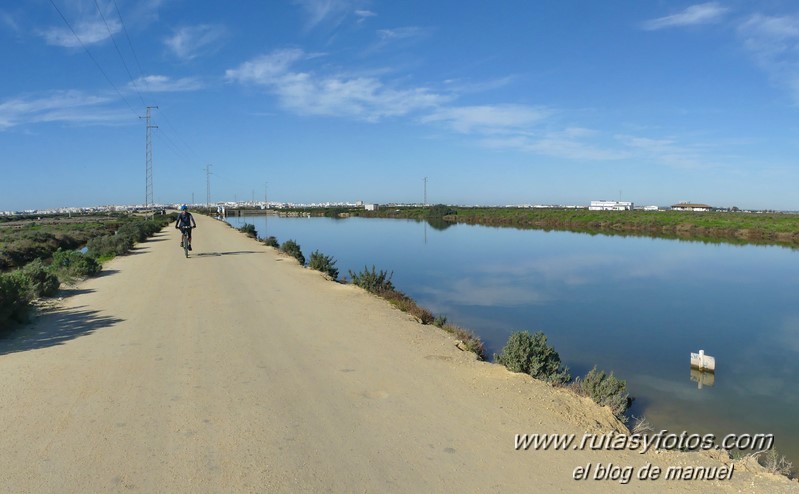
[183,233,189,258]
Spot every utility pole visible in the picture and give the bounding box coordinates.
[264,182,268,209]
[424,177,428,206]
[140,106,158,210]
[205,164,212,209]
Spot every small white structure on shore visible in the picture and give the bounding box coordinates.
[364,203,379,211]
[690,349,715,372]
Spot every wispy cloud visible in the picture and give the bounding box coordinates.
[129,75,203,93]
[737,14,799,103]
[355,9,376,24]
[615,134,716,169]
[364,26,430,53]
[642,2,729,31]
[164,24,227,61]
[293,0,364,31]
[422,104,549,134]
[226,48,447,121]
[39,18,120,48]
[0,91,124,130]
[0,9,22,35]
[480,128,630,161]
[225,49,719,169]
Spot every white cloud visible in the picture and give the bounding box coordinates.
[226,48,447,121]
[0,10,22,35]
[129,75,203,93]
[164,24,226,61]
[40,18,120,48]
[0,91,123,130]
[225,48,306,84]
[365,26,430,54]
[737,14,799,104]
[377,26,426,42]
[615,134,715,169]
[355,9,376,23]
[422,105,549,134]
[293,0,363,31]
[480,128,630,161]
[642,2,728,31]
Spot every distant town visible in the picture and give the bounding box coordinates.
[1,199,792,216]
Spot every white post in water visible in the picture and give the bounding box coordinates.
[690,349,716,372]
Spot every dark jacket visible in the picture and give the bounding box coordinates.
[175,211,196,229]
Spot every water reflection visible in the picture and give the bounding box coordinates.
[690,369,715,389]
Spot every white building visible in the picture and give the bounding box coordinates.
[671,203,712,212]
[589,200,633,211]
[364,203,379,211]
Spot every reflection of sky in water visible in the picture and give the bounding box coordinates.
[229,215,799,464]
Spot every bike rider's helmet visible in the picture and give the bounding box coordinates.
[180,205,188,211]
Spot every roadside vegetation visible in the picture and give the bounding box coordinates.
[308,250,338,280]
[347,265,486,359]
[279,239,305,266]
[0,213,175,333]
[238,223,257,238]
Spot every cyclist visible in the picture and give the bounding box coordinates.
[175,205,197,250]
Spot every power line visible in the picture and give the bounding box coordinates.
[93,0,146,107]
[158,109,203,162]
[47,0,137,117]
[112,0,148,90]
[154,127,194,164]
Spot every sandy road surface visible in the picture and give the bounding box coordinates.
[0,214,795,493]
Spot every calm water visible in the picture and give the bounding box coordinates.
[228,214,799,464]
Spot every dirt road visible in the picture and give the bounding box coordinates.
[0,214,794,493]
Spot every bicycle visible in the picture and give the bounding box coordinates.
[179,226,193,258]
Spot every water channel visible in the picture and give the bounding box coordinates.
[226,214,799,466]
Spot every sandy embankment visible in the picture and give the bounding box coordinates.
[0,213,794,493]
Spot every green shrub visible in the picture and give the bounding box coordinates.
[239,223,257,238]
[495,331,571,384]
[433,315,448,328]
[263,236,279,248]
[86,234,134,258]
[348,265,394,294]
[50,249,100,281]
[280,239,305,265]
[0,273,29,329]
[12,259,60,299]
[309,250,339,279]
[578,366,630,422]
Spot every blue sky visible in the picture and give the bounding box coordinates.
[2,1,799,211]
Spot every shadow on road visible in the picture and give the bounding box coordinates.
[94,269,120,279]
[56,287,96,298]
[0,305,124,356]
[193,251,263,257]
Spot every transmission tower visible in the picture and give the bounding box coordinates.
[140,106,158,209]
[424,176,428,206]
